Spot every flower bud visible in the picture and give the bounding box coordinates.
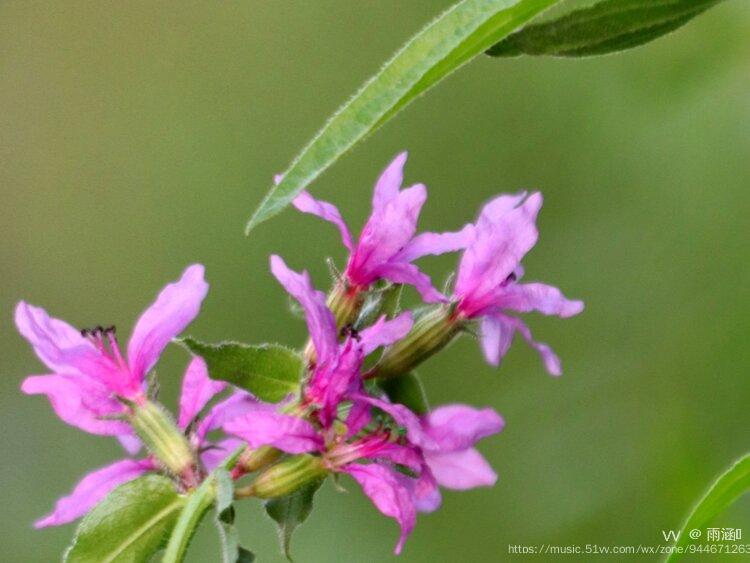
[248,455,327,499]
[128,399,196,482]
[237,446,283,473]
[368,305,464,379]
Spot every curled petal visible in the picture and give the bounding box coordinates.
[358,312,413,356]
[343,463,416,555]
[424,448,497,490]
[422,405,504,453]
[269,255,338,366]
[414,469,442,513]
[479,315,514,366]
[395,224,475,262]
[293,191,354,252]
[34,458,154,528]
[497,282,584,318]
[15,301,104,377]
[21,373,128,436]
[224,409,323,454]
[511,317,563,376]
[127,264,208,383]
[376,262,445,304]
[177,356,226,429]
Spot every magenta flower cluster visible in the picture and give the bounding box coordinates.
[18,152,582,554]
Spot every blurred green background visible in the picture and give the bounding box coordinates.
[2,2,749,561]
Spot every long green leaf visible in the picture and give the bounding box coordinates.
[245,0,559,232]
[487,0,724,57]
[667,453,750,562]
[65,475,185,563]
[179,338,303,402]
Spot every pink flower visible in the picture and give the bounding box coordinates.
[292,152,473,302]
[18,265,209,446]
[32,356,240,528]
[453,192,584,375]
[269,254,412,428]
[356,396,503,492]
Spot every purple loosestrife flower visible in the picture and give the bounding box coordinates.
[17,265,208,450]
[453,192,584,375]
[292,152,472,303]
[31,356,238,528]
[269,254,412,428]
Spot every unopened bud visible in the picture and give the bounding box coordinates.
[368,305,464,379]
[128,399,196,481]
[249,454,327,499]
[238,446,282,473]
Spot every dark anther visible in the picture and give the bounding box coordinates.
[505,272,517,284]
[80,328,91,337]
[341,323,361,341]
[104,325,116,335]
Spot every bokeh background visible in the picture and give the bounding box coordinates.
[2,2,749,561]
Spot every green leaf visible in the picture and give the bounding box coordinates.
[264,479,324,561]
[180,338,302,402]
[379,372,430,415]
[487,0,724,58]
[667,453,750,562]
[213,469,255,563]
[65,475,185,563]
[245,0,559,232]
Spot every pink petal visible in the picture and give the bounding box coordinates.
[21,373,128,436]
[424,448,497,490]
[269,255,338,366]
[224,409,323,454]
[479,315,514,366]
[372,151,407,211]
[343,463,416,555]
[345,400,372,438]
[455,193,542,316]
[196,391,257,441]
[414,469,442,513]
[376,262,445,304]
[292,191,354,251]
[422,405,504,453]
[349,184,427,287]
[395,224,475,262]
[177,356,226,429]
[354,394,436,450]
[498,282,584,318]
[127,264,208,383]
[511,317,563,376]
[116,434,142,455]
[15,301,107,378]
[34,458,153,528]
[201,437,245,471]
[358,312,413,355]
